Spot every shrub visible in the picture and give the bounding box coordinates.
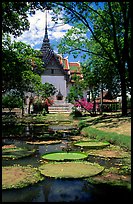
[70,107,82,117]
[2,93,23,111]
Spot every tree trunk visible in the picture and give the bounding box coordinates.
[120,66,127,116]
[21,94,25,117]
[22,102,24,117]
[100,83,103,114]
[28,102,31,114]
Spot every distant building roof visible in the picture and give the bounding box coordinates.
[95,91,119,103]
[95,99,119,103]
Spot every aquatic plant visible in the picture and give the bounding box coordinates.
[39,161,104,178]
[41,151,88,161]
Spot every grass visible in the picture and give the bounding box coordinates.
[81,126,131,151]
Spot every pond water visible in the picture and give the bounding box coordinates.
[3,177,131,203]
[2,124,131,202]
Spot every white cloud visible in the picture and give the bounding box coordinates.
[12,10,72,50]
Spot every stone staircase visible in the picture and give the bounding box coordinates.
[48,100,73,114]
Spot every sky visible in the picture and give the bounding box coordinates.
[12,9,84,63]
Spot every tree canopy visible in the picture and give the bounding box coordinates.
[47,2,131,116]
[2,35,44,93]
[2,2,44,37]
[2,2,132,116]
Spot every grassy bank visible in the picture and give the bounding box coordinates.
[81,127,131,151]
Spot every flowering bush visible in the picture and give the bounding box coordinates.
[33,97,54,114]
[74,98,93,111]
[74,98,99,114]
[44,98,54,107]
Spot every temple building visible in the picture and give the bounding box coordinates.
[39,10,83,103]
[24,10,83,114]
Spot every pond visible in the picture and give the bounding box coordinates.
[2,124,131,202]
[2,177,131,203]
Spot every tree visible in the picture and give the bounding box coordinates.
[2,2,44,37]
[33,82,56,114]
[35,82,57,99]
[2,2,57,116]
[2,35,44,91]
[66,74,84,103]
[2,91,23,112]
[2,35,44,115]
[2,2,30,37]
[48,2,131,116]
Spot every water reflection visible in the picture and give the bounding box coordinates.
[41,179,94,202]
[38,139,69,154]
[2,179,94,202]
[2,184,41,202]
[3,178,131,202]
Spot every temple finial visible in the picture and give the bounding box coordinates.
[44,9,48,39]
[40,8,51,52]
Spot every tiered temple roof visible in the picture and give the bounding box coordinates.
[40,10,83,83]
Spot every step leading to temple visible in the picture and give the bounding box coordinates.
[48,101,73,113]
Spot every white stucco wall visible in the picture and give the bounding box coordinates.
[41,75,67,99]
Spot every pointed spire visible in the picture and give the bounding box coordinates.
[44,9,48,40]
[40,9,51,52]
[40,7,64,69]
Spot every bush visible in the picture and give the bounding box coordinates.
[2,93,23,111]
[70,107,82,117]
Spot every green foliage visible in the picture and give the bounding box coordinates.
[50,2,131,115]
[66,75,84,103]
[2,2,30,37]
[33,99,44,113]
[41,152,88,161]
[39,161,104,178]
[78,120,88,130]
[2,92,23,111]
[2,35,44,94]
[2,2,44,37]
[70,107,82,118]
[35,83,57,99]
[2,115,17,125]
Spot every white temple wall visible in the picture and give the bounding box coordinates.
[41,75,67,100]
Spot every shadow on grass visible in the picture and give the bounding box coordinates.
[79,113,131,129]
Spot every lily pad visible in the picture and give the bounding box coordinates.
[74,140,110,149]
[41,151,88,161]
[2,145,36,160]
[86,144,131,159]
[39,162,104,178]
[87,149,130,158]
[2,165,44,189]
[26,140,62,145]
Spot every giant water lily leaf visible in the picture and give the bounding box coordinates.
[41,151,88,161]
[26,140,62,145]
[74,141,110,149]
[2,145,36,160]
[2,166,44,189]
[39,162,104,178]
